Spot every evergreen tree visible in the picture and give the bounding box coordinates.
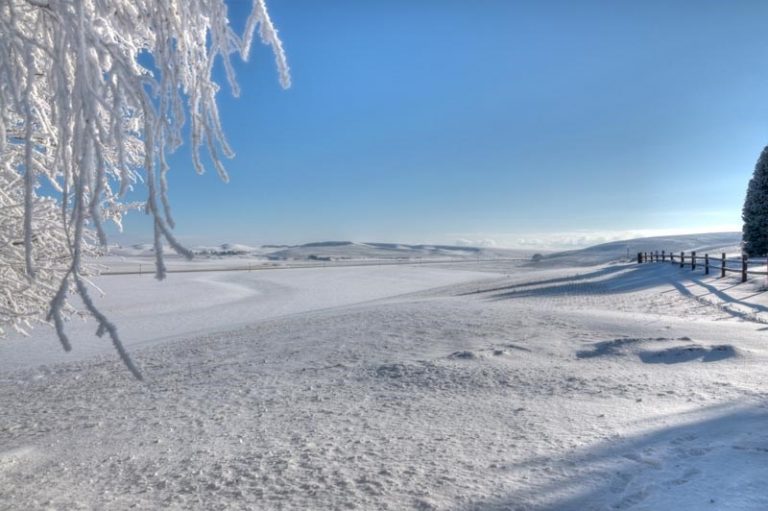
[742,145,768,256]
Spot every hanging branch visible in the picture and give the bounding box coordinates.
[0,0,290,377]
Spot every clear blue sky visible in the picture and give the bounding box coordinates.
[118,0,768,249]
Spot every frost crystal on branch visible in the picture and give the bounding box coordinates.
[0,0,290,378]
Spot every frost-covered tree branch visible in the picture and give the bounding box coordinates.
[0,0,289,378]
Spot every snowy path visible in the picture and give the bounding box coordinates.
[2,262,768,510]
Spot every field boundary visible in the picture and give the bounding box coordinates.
[637,250,766,283]
[100,257,529,276]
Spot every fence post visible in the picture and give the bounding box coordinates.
[671,251,675,263]
[680,251,684,268]
[662,250,665,262]
[691,251,696,271]
[637,252,642,264]
[705,254,709,275]
[742,254,748,283]
[721,253,726,278]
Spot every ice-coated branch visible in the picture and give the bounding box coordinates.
[0,0,290,377]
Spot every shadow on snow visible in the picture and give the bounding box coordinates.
[575,337,738,364]
[480,263,768,321]
[456,403,768,511]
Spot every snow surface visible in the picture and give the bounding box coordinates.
[0,265,500,370]
[2,237,768,510]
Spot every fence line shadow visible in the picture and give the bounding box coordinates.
[457,265,629,297]
[687,274,768,314]
[482,263,768,321]
[487,264,674,300]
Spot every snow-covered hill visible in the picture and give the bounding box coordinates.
[100,241,538,273]
[106,233,742,268]
[264,241,533,261]
[535,231,741,267]
[108,243,267,258]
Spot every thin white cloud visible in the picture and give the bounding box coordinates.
[455,238,498,248]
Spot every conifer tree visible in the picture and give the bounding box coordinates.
[742,146,768,257]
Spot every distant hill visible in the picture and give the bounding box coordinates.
[106,234,741,267]
[109,243,266,257]
[106,241,538,262]
[264,241,535,261]
[535,232,741,267]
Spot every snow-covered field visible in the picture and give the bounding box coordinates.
[2,240,768,510]
[100,241,535,274]
[0,265,503,369]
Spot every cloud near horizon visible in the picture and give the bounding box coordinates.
[454,238,498,248]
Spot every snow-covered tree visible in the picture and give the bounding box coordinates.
[742,145,768,257]
[0,0,289,378]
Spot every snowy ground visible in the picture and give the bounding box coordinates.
[0,265,503,369]
[2,258,768,510]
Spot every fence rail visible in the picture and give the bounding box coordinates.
[636,250,768,282]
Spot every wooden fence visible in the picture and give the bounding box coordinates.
[636,250,768,283]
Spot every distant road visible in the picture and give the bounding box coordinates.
[100,257,530,276]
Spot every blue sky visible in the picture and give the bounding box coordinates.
[119,0,768,249]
